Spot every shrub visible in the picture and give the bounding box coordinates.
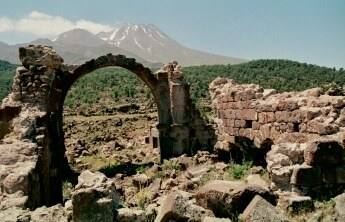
[228,161,252,180]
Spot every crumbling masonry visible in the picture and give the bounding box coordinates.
[210,78,345,197]
[0,45,214,209]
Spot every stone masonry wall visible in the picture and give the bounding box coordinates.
[210,78,345,150]
[210,78,345,196]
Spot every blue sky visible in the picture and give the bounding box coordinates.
[0,0,344,68]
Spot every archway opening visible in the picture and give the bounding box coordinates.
[63,67,159,170]
[61,66,160,200]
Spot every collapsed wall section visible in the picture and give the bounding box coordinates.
[210,78,345,196]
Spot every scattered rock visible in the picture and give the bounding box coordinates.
[71,170,119,222]
[116,208,146,222]
[155,190,214,222]
[195,180,276,218]
[240,195,289,222]
[203,216,232,222]
[245,174,269,189]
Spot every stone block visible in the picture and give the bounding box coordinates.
[252,121,260,130]
[235,120,247,128]
[287,196,314,214]
[196,180,276,218]
[239,128,253,140]
[276,100,299,111]
[224,119,235,127]
[290,165,322,187]
[258,112,275,124]
[240,195,289,222]
[224,110,236,119]
[275,111,290,123]
[304,140,344,166]
[235,109,258,121]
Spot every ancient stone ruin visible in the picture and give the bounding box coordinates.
[0,45,214,210]
[210,78,345,197]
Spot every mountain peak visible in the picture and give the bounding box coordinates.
[96,23,245,65]
[55,28,107,47]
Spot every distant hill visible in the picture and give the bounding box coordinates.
[0,30,160,68]
[0,24,245,67]
[1,59,344,108]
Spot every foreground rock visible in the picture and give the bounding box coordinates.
[155,190,214,222]
[71,170,119,222]
[203,216,232,222]
[195,180,276,218]
[240,195,289,222]
[334,193,345,221]
[0,204,68,222]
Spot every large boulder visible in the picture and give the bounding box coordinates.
[304,139,345,166]
[195,180,276,218]
[71,170,119,222]
[266,143,305,191]
[240,195,289,222]
[155,190,214,222]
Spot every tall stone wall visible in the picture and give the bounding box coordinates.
[210,78,345,196]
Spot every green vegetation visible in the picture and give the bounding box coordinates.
[184,60,345,101]
[1,59,345,107]
[79,154,119,171]
[64,67,153,108]
[135,187,152,209]
[228,161,252,180]
[0,60,16,100]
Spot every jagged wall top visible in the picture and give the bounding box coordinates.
[19,45,64,69]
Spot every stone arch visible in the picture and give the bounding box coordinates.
[0,45,215,209]
[43,54,172,207]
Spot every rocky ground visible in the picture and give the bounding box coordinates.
[49,104,345,222]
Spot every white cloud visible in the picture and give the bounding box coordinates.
[0,11,113,37]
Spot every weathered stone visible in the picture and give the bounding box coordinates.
[71,171,119,222]
[203,216,232,222]
[155,190,214,222]
[195,180,276,218]
[333,193,345,221]
[116,208,146,222]
[290,165,322,187]
[19,45,64,69]
[240,195,289,222]
[245,174,269,189]
[286,195,314,213]
[304,139,345,166]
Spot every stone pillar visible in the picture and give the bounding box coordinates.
[155,62,192,159]
[168,63,191,155]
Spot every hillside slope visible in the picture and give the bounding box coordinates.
[1,59,344,108]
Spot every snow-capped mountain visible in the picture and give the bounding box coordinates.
[97,24,245,66]
[0,24,245,67]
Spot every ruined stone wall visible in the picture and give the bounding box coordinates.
[210,78,345,196]
[210,78,345,150]
[0,45,214,210]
